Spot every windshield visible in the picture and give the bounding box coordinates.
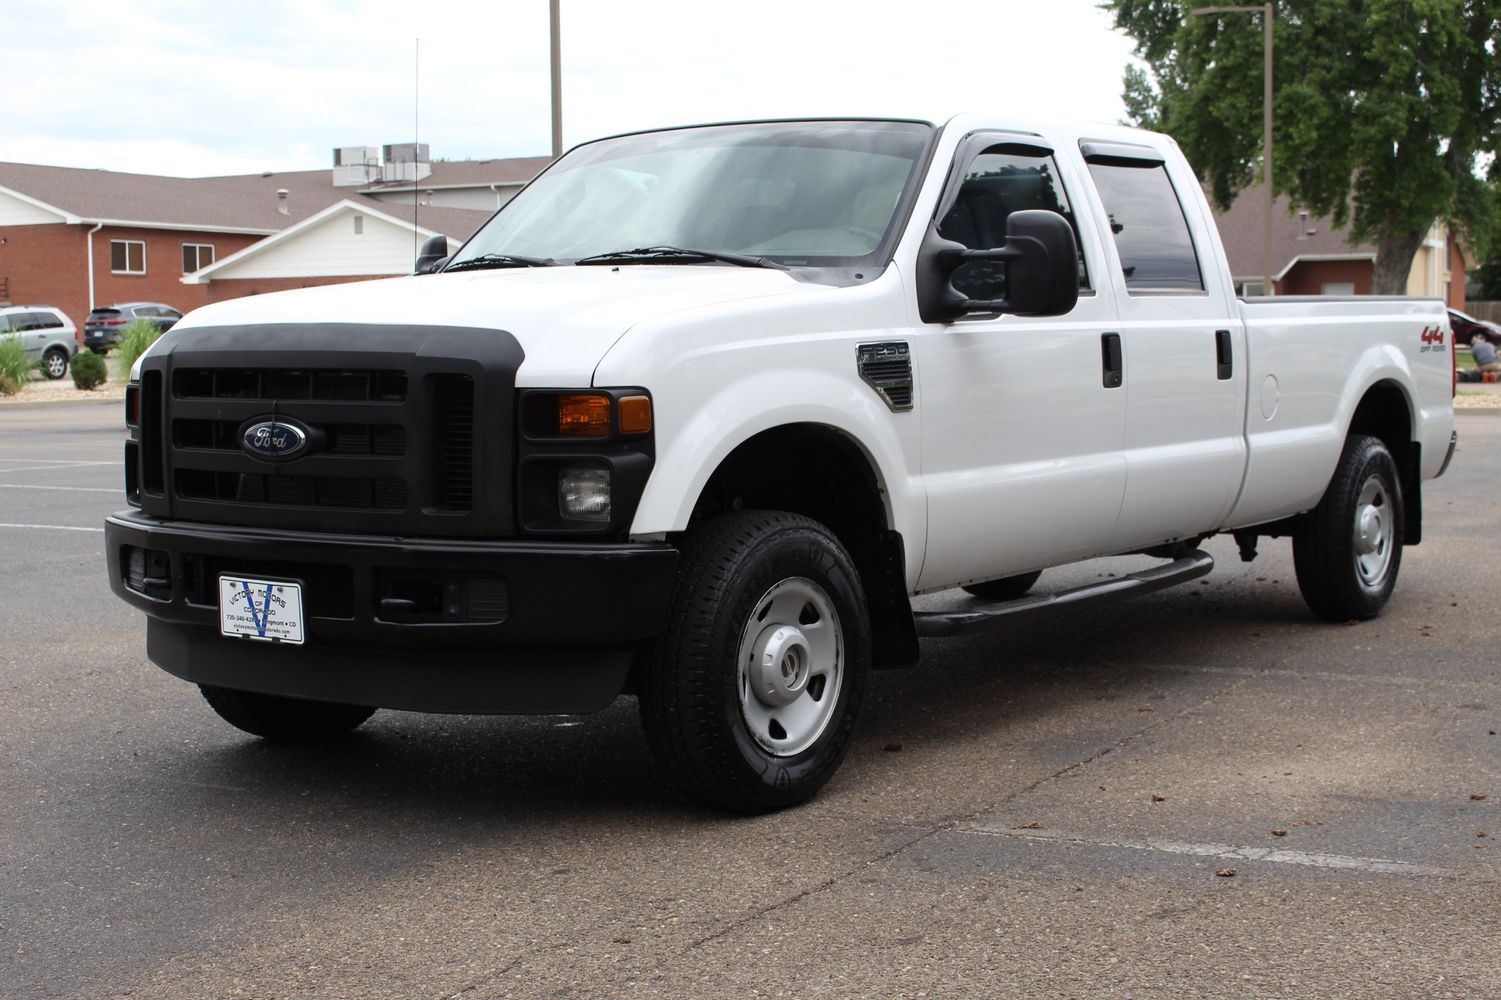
[449,120,933,268]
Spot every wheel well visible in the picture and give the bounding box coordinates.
[1348,380,1422,545]
[688,424,918,668]
[1348,381,1411,456]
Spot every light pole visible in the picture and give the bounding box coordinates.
[550,0,563,159]
[1192,4,1274,296]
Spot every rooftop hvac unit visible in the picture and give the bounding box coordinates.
[332,146,380,187]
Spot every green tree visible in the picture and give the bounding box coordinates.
[1106,0,1500,294]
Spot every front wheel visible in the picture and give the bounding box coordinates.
[199,685,376,740]
[638,511,870,812]
[1293,434,1404,622]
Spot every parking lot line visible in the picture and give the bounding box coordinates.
[961,825,1451,877]
[0,484,121,494]
[0,522,105,533]
[0,461,119,474]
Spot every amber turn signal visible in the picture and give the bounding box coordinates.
[557,393,612,437]
[618,395,652,435]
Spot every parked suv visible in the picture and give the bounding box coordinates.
[84,302,182,354]
[0,305,77,379]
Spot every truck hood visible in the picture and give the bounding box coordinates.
[173,266,813,384]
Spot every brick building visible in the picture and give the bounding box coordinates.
[1212,182,1469,305]
[0,147,547,329]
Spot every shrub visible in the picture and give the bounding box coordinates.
[115,319,162,373]
[0,337,31,396]
[71,350,107,390]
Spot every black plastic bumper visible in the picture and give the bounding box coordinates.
[105,511,678,714]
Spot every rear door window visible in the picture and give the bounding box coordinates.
[1085,158,1204,293]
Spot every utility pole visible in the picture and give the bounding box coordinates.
[1192,4,1274,296]
[550,0,563,158]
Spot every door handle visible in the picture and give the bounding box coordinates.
[1101,333,1123,388]
[1216,329,1233,380]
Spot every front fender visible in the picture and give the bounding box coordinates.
[629,367,925,584]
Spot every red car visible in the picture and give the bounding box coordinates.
[1450,308,1501,346]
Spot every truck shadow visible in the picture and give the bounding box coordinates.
[179,551,1324,825]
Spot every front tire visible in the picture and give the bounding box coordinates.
[1293,434,1404,621]
[199,685,376,740]
[639,511,870,812]
[42,348,69,380]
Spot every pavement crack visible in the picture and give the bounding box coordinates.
[686,669,1262,953]
[684,824,934,951]
[442,942,570,998]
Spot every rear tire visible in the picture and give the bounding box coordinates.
[199,685,376,740]
[962,570,1043,601]
[42,347,69,380]
[638,511,870,812]
[1293,434,1404,622]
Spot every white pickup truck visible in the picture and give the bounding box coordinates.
[107,115,1457,811]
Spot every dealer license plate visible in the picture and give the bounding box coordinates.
[218,575,305,645]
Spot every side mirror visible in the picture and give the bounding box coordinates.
[414,234,449,274]
[916,209,1080,323]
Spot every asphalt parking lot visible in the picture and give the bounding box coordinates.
[3,401,1499,999]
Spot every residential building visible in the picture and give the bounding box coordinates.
[0,145,547,329]
[1213,182,1468,305]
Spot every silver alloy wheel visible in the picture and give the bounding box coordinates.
[737,576,844,756]
[1353,472,1394,586]
[44,351,68,379]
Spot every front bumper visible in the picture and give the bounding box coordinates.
[106,511,678,714]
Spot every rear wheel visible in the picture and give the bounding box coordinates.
[1293,434,1404,621]
[639,511,870,812]
[199,685,376,740]
[42,348,69,380]
[962,570,1043,601]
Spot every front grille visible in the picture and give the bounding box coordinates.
[173,368,407,402]
[172,419,406,456]
[431,375,474,511]
[175,469,408,510]
[129,325,519,537]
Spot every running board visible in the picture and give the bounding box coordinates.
[913,551,1215,639]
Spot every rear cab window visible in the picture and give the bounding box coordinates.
[1081,140,1204,294]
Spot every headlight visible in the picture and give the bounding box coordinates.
[559,466,611,521]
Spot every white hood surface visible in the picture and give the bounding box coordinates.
[175,266,815,385]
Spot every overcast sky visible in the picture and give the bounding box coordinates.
[0,0,1140,178]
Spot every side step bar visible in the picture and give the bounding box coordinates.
[913,551,1215,639]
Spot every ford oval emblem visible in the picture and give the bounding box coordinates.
[240,419,310,461]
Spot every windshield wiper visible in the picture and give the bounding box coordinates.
[443,252,556,272]
[574,246,788,270]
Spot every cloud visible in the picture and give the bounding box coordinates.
[0,0,1135,174]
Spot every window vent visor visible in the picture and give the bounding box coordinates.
[857,342,915,412]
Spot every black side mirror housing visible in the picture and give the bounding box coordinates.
[414,235,449,274]
[916,209,1080,323]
